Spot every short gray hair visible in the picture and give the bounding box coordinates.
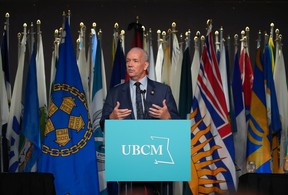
[129,47,149,62]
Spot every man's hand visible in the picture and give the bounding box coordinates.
[109,101,132,119]
[148,99,171,119]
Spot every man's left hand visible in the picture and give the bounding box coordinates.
[148,99,171,119]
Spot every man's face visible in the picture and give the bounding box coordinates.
[126,49,148,81]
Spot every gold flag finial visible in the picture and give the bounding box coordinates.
[245,26,250,33]
[114,22,119,30]
[37,20,41,34]
[171,22,177,33]
[207,19,212,26]
[54,29,58,39]
[270,22,274,38]
[120,29,125,36]
[92,22,96,29]
[5,12,10,18]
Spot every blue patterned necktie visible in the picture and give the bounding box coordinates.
[135,82,144,119]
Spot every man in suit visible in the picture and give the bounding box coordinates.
[100,47,179,195]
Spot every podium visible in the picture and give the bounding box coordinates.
[105,120,190,194]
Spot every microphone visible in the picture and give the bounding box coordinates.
[140,89,146,95]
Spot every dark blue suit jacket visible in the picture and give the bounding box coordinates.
[100,78,179,130]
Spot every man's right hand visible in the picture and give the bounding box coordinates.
[109,101,132,119]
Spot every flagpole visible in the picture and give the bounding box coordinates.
[215,30,220,52]
[200,35,205,54]
[257,30,261,49]
[157,29,161,49]
[270,23,274,39]
[234,34,238,55]
[5,13,9,52]
[120,29,125,54]
[245,26,250,54]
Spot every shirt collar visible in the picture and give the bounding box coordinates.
[130,76,148,89]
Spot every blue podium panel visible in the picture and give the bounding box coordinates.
[105,120,190,181]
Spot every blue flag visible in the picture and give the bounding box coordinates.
[247,48,271,173]
[109,39,126,88]
[91,29,108,195]
[21,48,41,172]
[38,18,100,195]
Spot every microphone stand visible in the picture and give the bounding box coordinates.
[140,90,148,119]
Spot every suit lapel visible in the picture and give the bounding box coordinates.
[145,79,156,119]
[121,82,135,119]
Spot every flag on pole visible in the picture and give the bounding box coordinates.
[191,36,201,96]
[0,43,9,131]
[1,18,11,172]
[38,18,100,195]
[1,19,11,103]
[178,41,192,119]
[19,48,41,172]
[263,41,281,172]
[188,22,236,195]
[128,20,143,48]
[161,38,171,85]
[6,31,27,172]
[36,28,47,139]
[77,25,89,100]
[109,39,126,89]
[232,51,247,177]
[246,47,271,173]
[170,33,183,107]
[274,37,288,172]
[219,39,230,113]
[147,39,156,80]
[239,46,254,119]
[49,36,59,105]
[90,29,108,195]
[155,42,164,82]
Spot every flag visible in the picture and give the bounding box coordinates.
[188,23,236,194]
[109,39,126,89]
[90,29,108,195]
[38,18,99,195]
[1,20,11,172]
[239,46,254,119]
[77,26,89,100]
[161,38,171,85]
[6,31,27,172]
[191,37,201,96]
[147,39,156,80]
[128,21,143,48]
[0,42,9,132]
[178,41,192,119]
[219,40,230,113]
[274,38,288,172]
[232,51,247,177]
[263,42,281,172]
[126,20,143,82]
[155,42,164,82]
[170,33,183,107]
[36,31,47,139]
[246,47,271,173]
[1,21,11,103]
[19,48,41,172]
[49,36,60,107]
